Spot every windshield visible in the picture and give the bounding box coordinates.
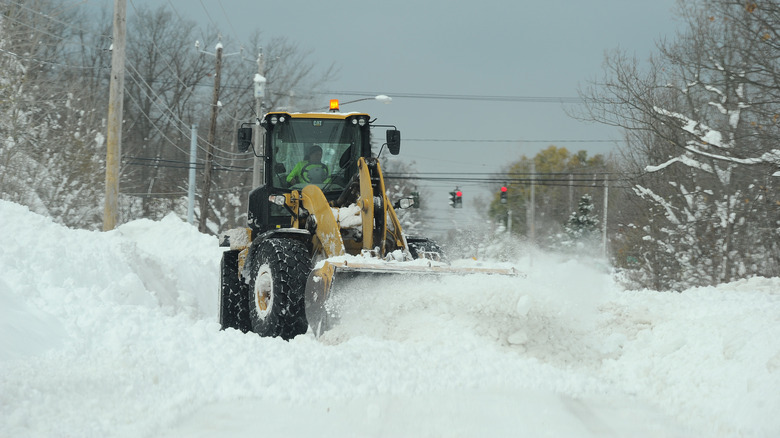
[269,118,362,192]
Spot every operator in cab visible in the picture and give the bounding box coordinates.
[286,145,330,185]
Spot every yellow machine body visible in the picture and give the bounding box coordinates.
[220,106,518,339]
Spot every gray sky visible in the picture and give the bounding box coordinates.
[97,0,681,227]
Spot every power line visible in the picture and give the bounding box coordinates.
[384,176,630,189]
[123,69,199,157]
[7,0,248,162]
[123,60,247,161]
[123,155,251,172]
[216,0,241,45]
[3,0,104,39]
[0,47,102,70]
[0,4,110,68]
[197,0,221,30]
[165,0,209,49]
[122,185,250,197]
[406,138,619,144]
[0,2,105,49]
[324,90,585,104]
[127,0,195,92]
[119,156,633,185]
[388,170,622,176]
[7,4,604,151]
[123,72,254,173]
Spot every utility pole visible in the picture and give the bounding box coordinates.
[103,0,126,231]
[198,42,223,233]
[527,162,536,269]
[187,124,198,224]
[252,49,266,188]
[602,175,609,258]
[568,173,574,214]
[529,160,536,245]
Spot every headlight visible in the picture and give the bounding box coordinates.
[268,195,286,206]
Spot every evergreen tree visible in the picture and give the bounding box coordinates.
[564,194,599,241]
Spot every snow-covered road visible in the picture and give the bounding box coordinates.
[1,199,778,437]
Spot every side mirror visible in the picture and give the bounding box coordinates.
[237,127,253,153]
[386,129,401,155]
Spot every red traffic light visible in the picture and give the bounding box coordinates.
[455,190,462,197]
[500,186,507,192]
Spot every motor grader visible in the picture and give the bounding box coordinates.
[218,100,516,339]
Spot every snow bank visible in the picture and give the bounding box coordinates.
[1,199,778,437]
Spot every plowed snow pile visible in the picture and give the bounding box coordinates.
[1,199,778,437]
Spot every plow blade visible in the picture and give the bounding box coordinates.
[304,259,520,337]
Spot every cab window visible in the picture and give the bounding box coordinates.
[270,118,362,192]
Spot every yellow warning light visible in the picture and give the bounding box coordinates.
[329,99,339,112]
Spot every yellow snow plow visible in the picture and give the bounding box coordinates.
[218,103,519,339]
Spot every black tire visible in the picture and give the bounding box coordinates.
[407,237,446,262]
[246,238,311,340]
[219,250,251,333]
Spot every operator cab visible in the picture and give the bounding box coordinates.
[236,104,401,236]
[263,112,370,193]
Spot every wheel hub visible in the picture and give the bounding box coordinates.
[254,265,273,319]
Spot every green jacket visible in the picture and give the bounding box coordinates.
[286,160,330,184]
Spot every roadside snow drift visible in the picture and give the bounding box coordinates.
[1,199,779,437]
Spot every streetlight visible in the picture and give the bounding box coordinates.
[328,95,392,111]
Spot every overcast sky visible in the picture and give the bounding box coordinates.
[94,0,681,224]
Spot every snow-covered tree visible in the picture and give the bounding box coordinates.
[0,16,34,207]
[578,0,780,289]
[0,3,105,228]
[1,1,340,232]
[564,194,600,241]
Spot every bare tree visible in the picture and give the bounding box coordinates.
[120,5,216,219]
[577,0,780,289]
